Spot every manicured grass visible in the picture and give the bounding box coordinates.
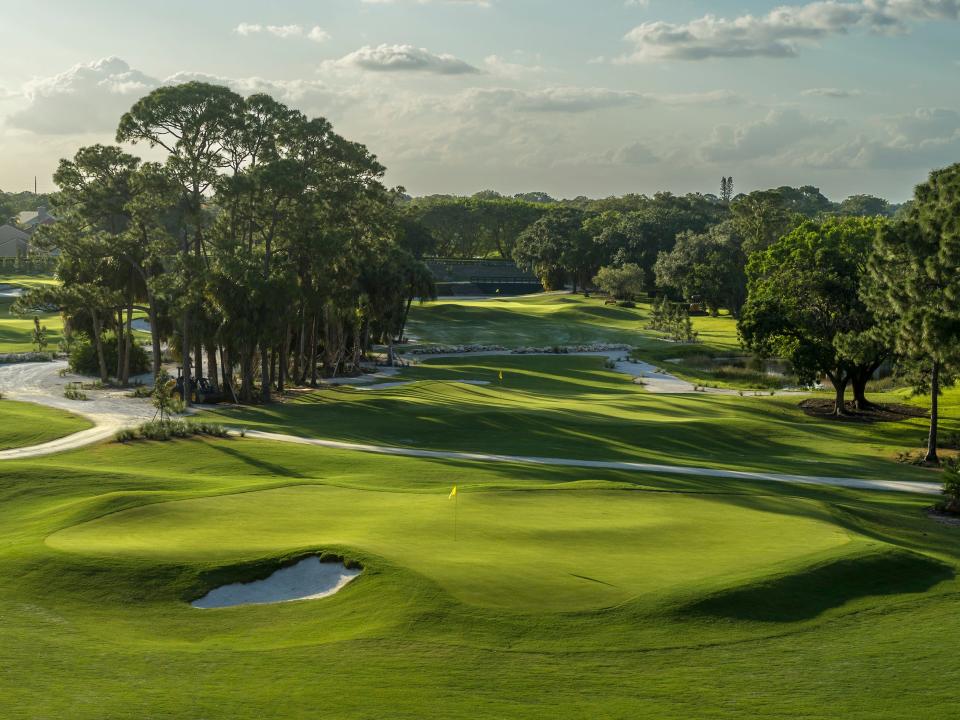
[200,354,949,482]
[0,398,90,449]
[3,288,958,717]
[1,437,958,718]
[405,293,792,389]
[407,293,740,352]
[0,274,63,353]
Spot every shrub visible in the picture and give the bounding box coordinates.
[616,300,637,309]
[941,459,960,514]
[113,420,229,443]
[63,383,88,401]
[593,263,645,300]
[69,334,149,379]
[114,428,137,443]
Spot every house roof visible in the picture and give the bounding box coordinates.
[17,207,55,229]
[0,224,29,243]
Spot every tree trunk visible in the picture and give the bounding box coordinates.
[240,347,254,403]
[182,312,191,408]
[261,343,271,404]
[115,309,124,382]
[121,302,133,386]
[294,306,305,385]
[925,360,940,464]
[829,372,849,416]
[195,341,203,380]
[207,345,219,392]
[309,313,318,388]
[398,296,414,344]
[146,297,162,382]
[90,309,109,384]
[850,366,877,412]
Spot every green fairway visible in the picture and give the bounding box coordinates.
[405,294,795,389]
[407,293,740,351]
[1,437,959,718]
[0,275,63,353]
[0,398,90,449]
[200,354,949,482]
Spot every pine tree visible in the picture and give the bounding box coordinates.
[868,163,960,463]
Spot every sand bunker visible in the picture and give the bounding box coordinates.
[191,556,361,609]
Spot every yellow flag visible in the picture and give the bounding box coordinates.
[448,485,457,499]
[498,370,504,382]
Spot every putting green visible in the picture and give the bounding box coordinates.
[49,485,850,611]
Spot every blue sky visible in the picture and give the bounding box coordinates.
[1,0,959,201]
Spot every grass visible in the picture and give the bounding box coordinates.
[3,289,960,717]
[0,274,64,354]
[0,436,959,718]
[405,294,792,389]
[199,353,951,482]
[0,398,90,449]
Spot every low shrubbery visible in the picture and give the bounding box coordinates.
[940,458,960,514]
[0,352,55,364]
[115,420,229,443]
[63,383,88,401]
[69,334,149,379]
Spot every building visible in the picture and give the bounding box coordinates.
[16,206,56,233]
[0,224,29,258]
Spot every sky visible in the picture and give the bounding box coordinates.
[0,0,959,202]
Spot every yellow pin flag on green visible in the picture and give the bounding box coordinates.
[448,485,457,499]
[498,370,504,382]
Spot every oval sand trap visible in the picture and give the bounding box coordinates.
[192,556,360,609]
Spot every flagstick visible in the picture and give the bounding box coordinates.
[454,491,458,543]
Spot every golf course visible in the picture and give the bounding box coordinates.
[4,34,960,716]
[1,292,959,718]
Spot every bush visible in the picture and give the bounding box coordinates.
[113,420,229,443]
[616,300,637,309]
[593,263,645,300]
[63,383,88,401]
[114,428,137,443]
[941,459,960,514]
[69,334,149,379]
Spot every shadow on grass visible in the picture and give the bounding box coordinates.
[682,549,954,622]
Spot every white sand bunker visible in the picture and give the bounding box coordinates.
[191,556,361,609]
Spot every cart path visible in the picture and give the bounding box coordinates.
[0,361,939,497]
[240,429,942,496]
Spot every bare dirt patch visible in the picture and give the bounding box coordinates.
[799,399,928,424]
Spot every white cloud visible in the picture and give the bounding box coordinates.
[701,109,844,162]
[329,44,480,74]
[620,0,960,62]
[234,23,316,39]
[308,26,331,43]
[482,55,544,79]
[361,0,491,5]
[5,57,160,135]
[802,87,863,98]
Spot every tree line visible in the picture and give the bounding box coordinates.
[19,82,435,406]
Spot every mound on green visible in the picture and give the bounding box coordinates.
[0,398,90,449]
[49,485,852,611]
